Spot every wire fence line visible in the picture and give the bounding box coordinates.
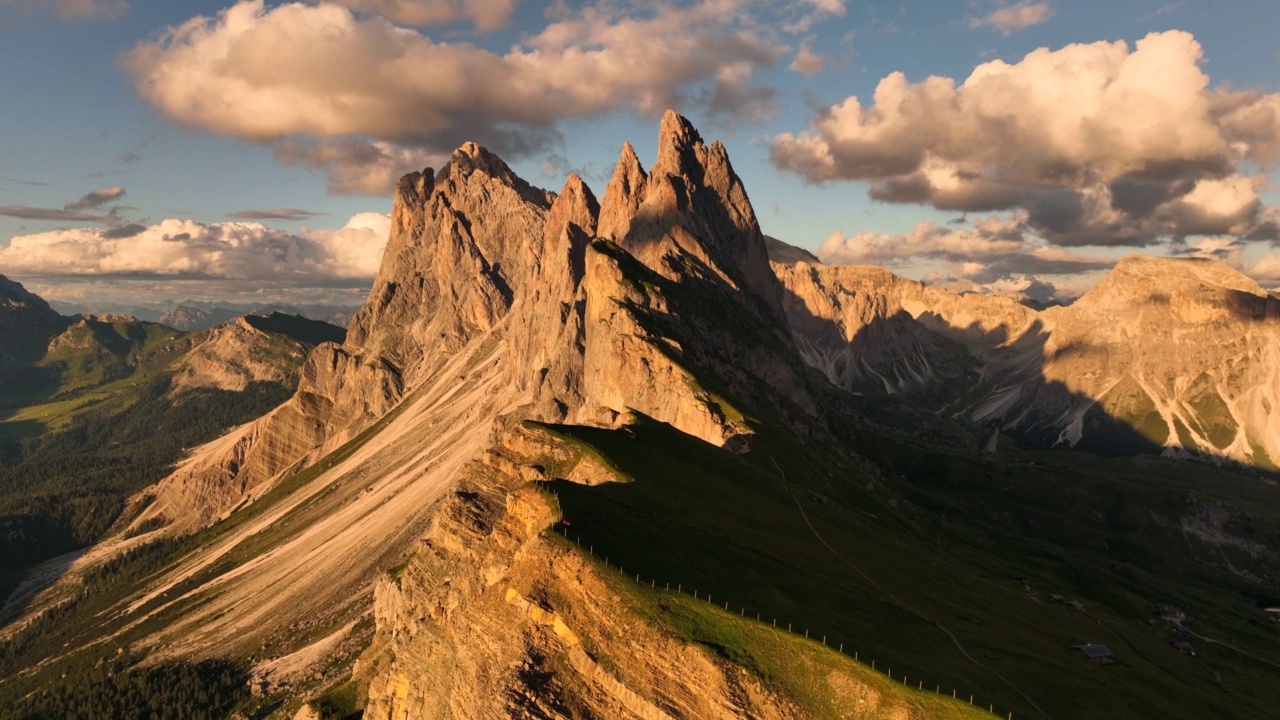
[536,488,1018,720]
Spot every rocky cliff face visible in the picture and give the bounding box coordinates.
[139,110,818,537]
[0,274,68,373]
[775,252,1280,465]
[357,422,941,720]
[75,111,823,683]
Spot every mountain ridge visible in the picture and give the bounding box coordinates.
[5,114,1280,720]
[775,250,1280,466]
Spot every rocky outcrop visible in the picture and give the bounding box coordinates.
[358,423,935,720]
[170,317,308,392]
[776,261,1036,402]
[79,112,826,680]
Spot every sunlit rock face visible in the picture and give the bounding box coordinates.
[84,111,822,678]
[775,250,1280,466]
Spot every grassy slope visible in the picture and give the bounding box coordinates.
[545,415,1280,720]
[0,395,408,715]
[0,320,187,440]
[570,537,994,720]
[0,316,344,602]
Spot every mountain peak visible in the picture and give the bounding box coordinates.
[598,141,649,240]
[601,110,784,318]
[548,172,600,238]
[653,109,704,177]
[1072,254,1271,321]
[1107,253,1266,296]
[442,141,539,197]
[0,274,52,312]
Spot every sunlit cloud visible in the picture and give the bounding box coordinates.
[773,31,1280,247]
[0,212,390,282]
[968,1,1053,35]
[126,0,784,194]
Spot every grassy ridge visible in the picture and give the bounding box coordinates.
[568,536,995,720]
[545,415,1280,720]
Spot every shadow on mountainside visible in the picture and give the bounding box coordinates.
[777,281,1192,463]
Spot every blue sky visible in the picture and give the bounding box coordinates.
[1,0,1278,310]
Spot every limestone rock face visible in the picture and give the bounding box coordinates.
[170,317,308,392]
[776,253,1280,465]
[111,111,823,660]
[349,142,555,380]
[359,424,920,720]
[0,274,68,368]
[776,261,1037,403]
[599,110,784,320]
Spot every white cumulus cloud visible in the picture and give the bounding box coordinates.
[772,31,1280,247]
[125,0,784,194]
[0,213,390,282]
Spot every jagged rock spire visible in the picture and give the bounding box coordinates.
[547,172,600,241]
[651,108,705,179]
[597,109,784,319]
[598,141,647,241]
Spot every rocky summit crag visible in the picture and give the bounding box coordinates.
[5,113,1280,720]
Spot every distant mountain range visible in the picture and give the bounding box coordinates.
[3,113,1278,720]
[0,279,345,616]
[49,299,360,330]
[776,252,1280,468]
